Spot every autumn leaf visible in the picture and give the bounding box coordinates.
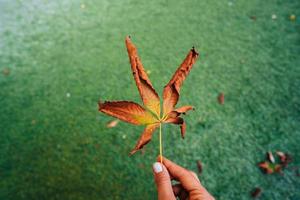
[218,93,224,105]
[266,151,275,163]
[258,161,282,174]
[125,37,161,118]
[162,47,198,116]
[250,16,257,21]
[276,151,292,167]
[250,187,262,198]
[99,101,157,125]
[258,151,295,176]
[99,36,199,155]
[197,160,203,175]
[2,68,10,76]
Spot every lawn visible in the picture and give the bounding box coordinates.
[0,0,300,199]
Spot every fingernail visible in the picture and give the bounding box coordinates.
[153,162,163,173]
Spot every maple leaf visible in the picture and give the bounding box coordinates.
[99,36,199,155]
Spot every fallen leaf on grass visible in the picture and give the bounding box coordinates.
[250,16,257,21]
[266,151,275,163]
[106,119,119,128]
[276,151,292,167]
[258,161,281,174]
[258,151,294,174]
[250,187,262,198]
[2,68,10,76]
[197,160,203,175]
[99,36,199,155]
[218,93,224,104]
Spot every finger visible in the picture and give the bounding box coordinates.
[152,162,176,200]
[190,171,200,182]
[157,156,201,191]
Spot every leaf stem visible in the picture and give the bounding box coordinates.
[159,123,163,164]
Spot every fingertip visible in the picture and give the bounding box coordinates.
[153,162,163,173]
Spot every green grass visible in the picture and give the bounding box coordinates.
[1,0,300,199]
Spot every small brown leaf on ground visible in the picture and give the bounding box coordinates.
[2,68,10,76]
[250,187,262,198]
[106,119,119,128]
[258,161,281,174]
[197,160,203,175]
[266,151,275,163]
[276,151,292,167]
[218,93,224,104]
[250,16,257,21]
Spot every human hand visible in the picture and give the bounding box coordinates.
[152,156,215,200]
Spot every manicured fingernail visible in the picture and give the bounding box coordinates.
[153,162,163,173]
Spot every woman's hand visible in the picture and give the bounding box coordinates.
[152,156,214,200]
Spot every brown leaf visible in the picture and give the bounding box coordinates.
[250,16,257,21]
[218,93,224,105]
[99,36,199,155]
[125,36,161,117]
[2,68,10,76]
[276,151,292,167]
[174,105,195,114]
[197,160,203,175]
[162,47,199,116]
[106,119,119,128]
[99,101,157,125]
[258,161,273,174]
[130,123,160,155]
[250,187,262,198]
[258,161,282,174]
[266,151,275,163]
[164,117,186,138]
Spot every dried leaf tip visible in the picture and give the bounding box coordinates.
[191,46,199,56]
[125,35,132,43]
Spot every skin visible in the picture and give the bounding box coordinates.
[153,156,215,200]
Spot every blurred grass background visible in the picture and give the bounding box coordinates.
[0,0,300,199]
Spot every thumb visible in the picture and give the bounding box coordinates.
[153,162,176,200]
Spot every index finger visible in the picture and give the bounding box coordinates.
[157,156,202,191]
